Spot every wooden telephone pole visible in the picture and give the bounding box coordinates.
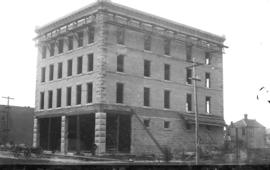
[2,96,14,142]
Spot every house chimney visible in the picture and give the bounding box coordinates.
[244,114,248,120]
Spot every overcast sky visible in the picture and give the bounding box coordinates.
[0,0,269,127]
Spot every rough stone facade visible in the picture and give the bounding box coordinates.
[34,0,226,156]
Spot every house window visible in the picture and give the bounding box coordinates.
[186,123,191,130]
[48,90,53,109]
[77,56,83,74]
[88,53,94,72]
[116,83,124,104]
[164,121,170,129]
[56,88,62,108]
[76,85,82,105]
[117,28,125,45]
[117,55,124,72]
[87,82,93,103]
[186,93,192,112]
[164,64,170,80]
[41,67,46,82]
[88,26,95,44]
[41,46,46,59]
[164,90,170,109]
[67,59,73,77]
[58,62,62,79]
[205,72,210,88]
[242,128,246,136]
[144,35,151,51]
[205,52,211,65]
[66,87,72,106]
[77,31,84,47]
[40,92,45,110]
[49,42,55,56]
[164,39,170,55]
[186,45,192,61]
[144,60,151,77]
[58,39,64,54]
[186,68,192,85]
[144,87,150,107]
[49,64,54,81]
[143,119,150,128]
[206,96,211,114]
[68,35,73,50]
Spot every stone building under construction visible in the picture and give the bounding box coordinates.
[33,0,226,156]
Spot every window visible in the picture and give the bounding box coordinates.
[49,64,54,81]
[48,90,53,109]
[66,87,72,106]
[56,88,62,108]
[77,31,84,47]
[144,60,151,77]
[117,55,124,72]
[87,82,93,103]
[41,46,46,59]
[164,39,170,55]
[88,26,95,44]
[76,85,82,105]
[164,90,170,109]
[164,121,170,129]
[40,92,45,110]
[144,35,151,51]
[206,96,211,114]
[186,93,192,112]
[186,45,192,61]
[57,62,63,79]
[49,42,55,56]
[186,123,191,130]
[117,28,125,45]
[68,35,74,50]
[205,52,211,65]
[116,83,124,104]
[144,87,150,107]
[143,119,150,128]
[58,39,64,54]
[186,68,192,85]
[77,56,83,74]
[41,67,46,82]
[164,64,170,80]
[205,72,210,88]
[67,59,73,76]
[242,128,246,136]
[88,53,94,72]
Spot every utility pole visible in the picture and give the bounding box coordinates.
[2,96,14,143]
[187,58,203,165]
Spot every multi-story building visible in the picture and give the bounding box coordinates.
[33,0,226,156]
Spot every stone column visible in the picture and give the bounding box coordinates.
[95,112,106,155]
[33,118,39,148]
[60,116,68,154]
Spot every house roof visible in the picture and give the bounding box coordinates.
[233,119,265,128]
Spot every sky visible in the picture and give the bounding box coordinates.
[0,0,269,127]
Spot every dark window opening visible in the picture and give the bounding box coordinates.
[242,128,246,136]
[144,87,150,107]
[205,52,211,65]
[164,39,170,55]
[117,55,124,72]
[186,93,192,112]
[164,90,170,109]
[87,82,93,103]
[49,42,55,56]
[77,31,84,47]
[67,59,72,77]
[58,39,64,54]
[42,46,47,59]
[66,87,72,106]
[48,90,53,109]
[49,64,54,81]
[144,35,151,51]
[164,64,170,80]
[186,68,192,85]
[186,123,191,130]
[117,28,125,45]
[77,56,83,74]
[76,85,82,105]
[40,92,45,110]
[143,119,150,128]
[206,96,211,114]
[144,60,151,77]
[205,72,210,88]
[88,53,94,72]
[186,45,192,61]
[41,67,46,82]
[116,83,124,104]
[88,26,95,44]
[68,35,74,50]
[57,62,62,79]
[164,121,170,129]
[56,88,61,108]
